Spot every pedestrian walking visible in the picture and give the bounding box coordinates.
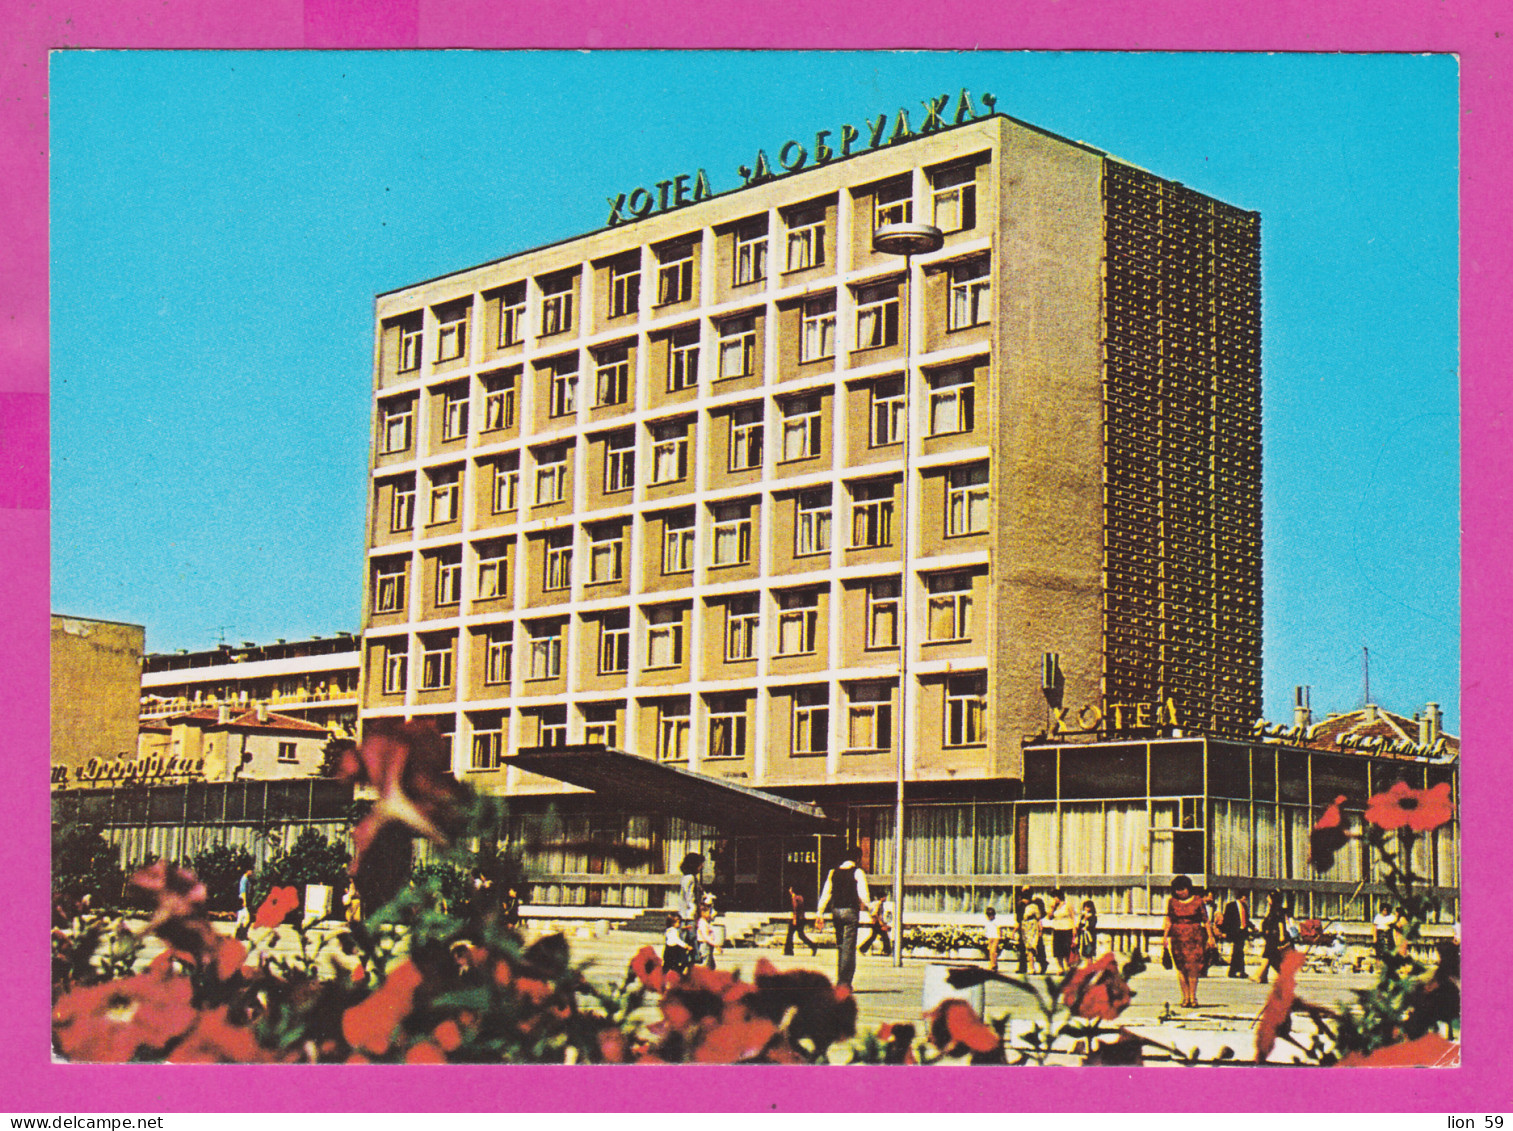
[662,913,694,976]
[1046,887,1075,974]
[1220,893,1250,977]
[678,852,704,948]
[982,906,1003,970]
[1252,891,1294,985]
[1019,895,1047,975]
[1161,874,1209,1008]
[859,892,894,956]
[696,903,719,969]
[783,885,818,956]
[1074,900,1099,964]
[235,867,254,939]
[814,847,870,988]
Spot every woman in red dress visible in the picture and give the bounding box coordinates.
[1162,875,1209,1008]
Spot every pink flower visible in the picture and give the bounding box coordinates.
[1365,781,1455,833]
[53,966,197,1062]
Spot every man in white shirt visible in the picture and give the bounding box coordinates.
[814,847,871,988]
[982,906,1003,970]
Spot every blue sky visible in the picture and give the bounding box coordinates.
[49,51,1459,730]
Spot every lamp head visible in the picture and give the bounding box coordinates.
[872,221,945,257]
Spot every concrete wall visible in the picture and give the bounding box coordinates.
[51,616,144,779]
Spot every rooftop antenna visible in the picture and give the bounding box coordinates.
[1362,644,1371,707]
[215,625,234,646]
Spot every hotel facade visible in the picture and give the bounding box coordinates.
[357,108,1454,919]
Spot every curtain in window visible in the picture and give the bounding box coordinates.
[1209,799,1250,877]
[1149,802,1178,874]
[973,803,1015,874]
[1253,802,1279,879]
[1434,824,1459,888]
[1105,803,1149,875]
[1060,803,1104,874]
[1280,805,1310,880]
[903,805,971,876]
[1022,804,1057,874]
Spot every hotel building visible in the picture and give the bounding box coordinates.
[358,109,1295,913]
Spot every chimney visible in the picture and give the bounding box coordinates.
[216,705,229,724]
[1420,702,1442,746]
[255,702,269,723]
[1292,685,1312,732]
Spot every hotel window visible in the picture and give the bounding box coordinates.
[373,557,407,614]
[725,594,759,661]
[420,635,454,690]
[604,429,636,493]
[441,385,469,442]
[538,706,568,748]
[870,377,905,447]
[793,687,829,755]
[946,464,990,535]
[540,273,574,336]
[498,283,526,348]
[380,397,413,454]
[476,540,509,600]
[598,611,630,674]
[948,259,991,330]
[800,295,836,363]
[436,309,468,363]
[646,605,684,669]
[657,241,696,305]
[669,326,700,390]
[927,571,974,641]
[582,704,618,748]
[277,741,298,764]
[780,395,822,461]
[428,467,460,525]
[873,178,913,231]
[717,315,756,379]
[850,481,895,548]
[435,547,462,607]
[707,694,748,759]
[484,626,513,686]
[785,204,825,272]
[609,257,640,319]
[945,673,987,746]
[866,577,900,649]
[657,700,690,762]
[543,528,573,592]
[711,501,752,567]
[662,509,695,575]
[928,366,976,435]
[548,357,578,419]
[381,644,407,694]
[847,682,893,751]
[931,163,978,233]
[795,488,832,556]
[527,621,563,681]
[734,220,768,285]
[471,714,504,770]
[855,281,900,349]
[777,590,819,655]
[729,403,764,471]
[588,522,625,584]
[483,371,517,431]
[595,346,631,407]
[398,318,423,373]
[651,419,690,484]
[493,455,520,513]
[389,476,416,533]
[534,446,568,506]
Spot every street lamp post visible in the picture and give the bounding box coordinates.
[871,220,944,968]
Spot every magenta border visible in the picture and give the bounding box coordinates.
[3,0,1504,1112]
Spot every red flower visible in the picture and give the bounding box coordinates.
[746,959,857,1051]
[404,1040,448,1064]
[52,966,197,1062]
[1254,948,1307,1061]
[693,1014,782,1063]
[1309,794,1354,870]
[341,960,424,1056]
[254,886,300,929]
[1336,1033,1460,1068]
[928,999,1000,1055]
[1083,1028,1145,1066]
[1061,952,1135,1021]
[597,1026,629,1063]
[166,1006,272,1063]
[628,945,664,993]
[213,936,248,982]
[432,1018,464,1053]
[1365,781,1455,833]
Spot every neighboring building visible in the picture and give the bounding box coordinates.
[51,615,146,787]
[140,635,360,736]
[358,104,1269,910]
[138,705,333,781]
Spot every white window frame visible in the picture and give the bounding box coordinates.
[932,164,977,234]
[793,688,829,755]
[483,372,516,431]
[645,605,685,669]
[785,207,826,272]
[373,559,407,614]
[777,591,819,656]
[548,362,578,419]
[662,513,695,575]
[780,396,822,462]
[527,623,563,681]
[948,259,991,331]
[595,351,630,406]
[928,367,976,435]
[725,595,759,662]
[605,432,636,493]
[435,552,462,607]
[436,313,468,363]
[498,287,526,348]
[540,278,574,336]
[729,404,764,472]
[476,543,509,600]
[927,571,974,641]
[538,709,568,748]
[543,530,573,592]
[598,614,630,674]
[382,646,407,695]
[420,637,454,690]
[711,502,752,567]
[471,721,504,770]
[657,702,690,762]
[428,469,460,525]
[381,399,413,454]
[718,316,756,379]
[866,577,900,649]
[534,450,568,506]
[707,696,748,760]
[796,489,832,556]
[850,481,895,548]
[610,259,640,318]
[398,323,423,372]
[441,387,469,442]
[390,478,416,532]
[800,296,836,363]
[946,465,990,536]
[870,377,905,447]
[582,707,618,748]
[734,223,768,285]
[484,629,513,686]
[855,282,900,350]
[946,673,987,746]
[874,180,913,231]
[651,420,690,484]
[493,458,520,513]
[669,328,700,390]
[846,682,893,752]
[656,244,695,305]
[588,524,625,584]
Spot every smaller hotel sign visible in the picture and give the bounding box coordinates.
[606,89,998,227]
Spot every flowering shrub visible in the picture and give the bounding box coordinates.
[898,925,993,956]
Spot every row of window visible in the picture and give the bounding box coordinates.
[377,270,988,459]
[451,671,988,769]
[389,162,982,372]
[372,571,979,699]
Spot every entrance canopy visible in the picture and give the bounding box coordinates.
[505,744,837,836]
